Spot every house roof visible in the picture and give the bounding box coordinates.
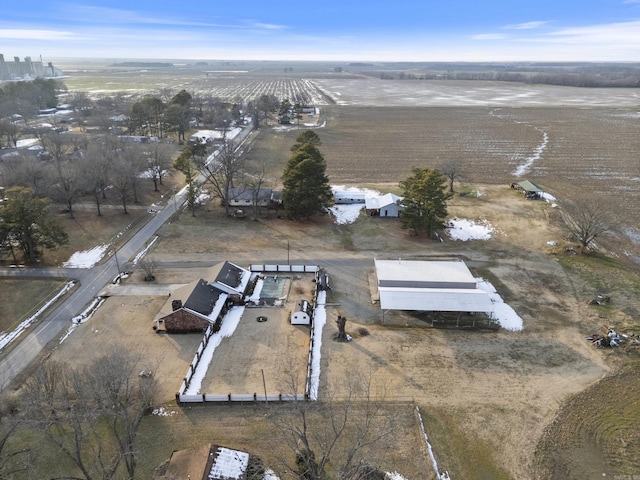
[518,180,544,193]
[184,279,224,316]
[209,261,251,295]
[155,278,228,324]
[365,193,403,210]
[228,187,273,202]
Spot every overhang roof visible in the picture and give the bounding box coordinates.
[518,180,544,193]
[378,286,493,312]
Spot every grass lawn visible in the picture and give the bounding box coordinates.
[0,278,68,335]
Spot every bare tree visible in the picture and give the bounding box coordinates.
[145,142,174,191]
[0,119,20,148]
[245,159,269,220]
[198,133,245,217]
[112,154,135,214]
[80,143,114,216]
[1,155,49,196]
[0,397,31,478]
[138,257,157,281]
[120,144,146,204]
[269,363,396,480]
[563,197,615,253]
[49,158,81,217]
[439,161,464,193]
[23,347,157,480]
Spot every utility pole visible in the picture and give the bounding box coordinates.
[113,250,121,277]
[172,185,178,213]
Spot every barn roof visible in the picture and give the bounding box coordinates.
[365,193,403,210]
[518,180,544,193]
[375,259,493,313]
[375,259,477,289]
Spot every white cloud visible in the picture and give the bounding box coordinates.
[241,20,287,31]
[543,20,640,44]
[0,28,76,40]
[470,33,507,40]
[505,21,550,30]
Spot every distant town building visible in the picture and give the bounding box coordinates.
[0,54,62,81]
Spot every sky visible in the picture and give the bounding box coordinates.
[1,1,640,62]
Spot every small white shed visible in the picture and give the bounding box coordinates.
[365,193,404,217]
[291,300,311,325]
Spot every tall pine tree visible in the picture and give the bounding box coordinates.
[282,133,332,220]
[399,167,453,238]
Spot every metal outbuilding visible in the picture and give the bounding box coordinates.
[375,259,493,313]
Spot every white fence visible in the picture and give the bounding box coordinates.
[250,264,318,273]
[176,265,323,404]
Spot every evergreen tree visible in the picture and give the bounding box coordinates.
[290,130,321,152]
[173,147,201,216]
[0,187,68,262]
[282,134,332,220]
[399,167,453,238]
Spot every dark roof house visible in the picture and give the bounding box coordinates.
[153,262,251,333]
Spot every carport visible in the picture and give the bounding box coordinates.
[374,259,494,323]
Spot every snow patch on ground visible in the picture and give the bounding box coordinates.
[476,279,524,331]
[309,291,327,400]
[132,236,158,265]
[327,185,381,225]
[151,406,178,416]
[62,244,109,268]
[185,307,245,395]
[513,129,548,177]
[446,218,494,241]
[0,281,75,351]
[328,203,366,224]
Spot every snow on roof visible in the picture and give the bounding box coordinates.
[207,261,251,295]
[209,446,250,480]
[365,192,403,210]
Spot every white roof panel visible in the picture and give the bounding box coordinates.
[375,259,476,286]
[379,287,493,312]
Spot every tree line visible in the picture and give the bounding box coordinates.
[365,67,640,88]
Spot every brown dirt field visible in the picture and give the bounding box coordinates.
[43,181,640,479]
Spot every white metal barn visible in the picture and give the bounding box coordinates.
[365,193,404,217]
[375,259,493,313]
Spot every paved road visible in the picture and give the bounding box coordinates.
[0,126,258,392]
[0,189,188,392]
